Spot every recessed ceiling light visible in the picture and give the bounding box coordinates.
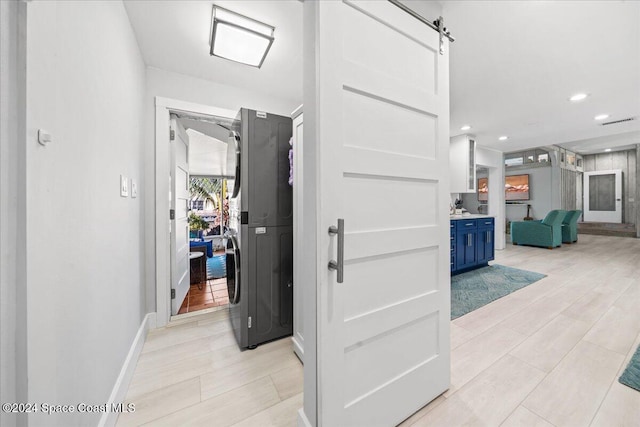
[594,114,610,120]
[569,93,589,102]
[498,136,508,141]
[604,148,612,152]
[460,125,471,131]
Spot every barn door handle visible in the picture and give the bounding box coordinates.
[328,219,344,283]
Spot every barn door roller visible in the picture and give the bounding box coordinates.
[388,0,454,55]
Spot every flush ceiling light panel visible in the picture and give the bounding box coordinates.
[210,5,275,68]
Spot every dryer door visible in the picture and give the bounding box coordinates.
[225,235,241,304]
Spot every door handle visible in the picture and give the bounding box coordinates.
[328,219,344,283]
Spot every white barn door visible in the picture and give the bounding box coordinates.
[309,1,451,425]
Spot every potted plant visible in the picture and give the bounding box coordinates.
[189,213,209,239]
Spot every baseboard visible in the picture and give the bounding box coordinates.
[292,336,304,364]
[98,312,156,427]
[297,408,313,427]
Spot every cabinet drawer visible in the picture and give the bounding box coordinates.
[456,219,477,230]
[477,218,494,229]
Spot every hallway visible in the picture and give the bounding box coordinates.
[117,234,640,426]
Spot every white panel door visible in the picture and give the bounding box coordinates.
[584,169,622,223]
[170,116,190,315]
[311,1,451,425]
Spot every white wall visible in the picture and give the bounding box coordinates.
[399,0,443,19]
[1,2,27,426]
[144,67,300,313]
[25,1,147,425]
[476,146,506,250]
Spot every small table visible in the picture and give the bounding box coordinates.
[189,251,205,290]
[189,251,204,260]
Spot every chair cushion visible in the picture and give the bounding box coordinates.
[562,210,582,225]
[541,210,566,226]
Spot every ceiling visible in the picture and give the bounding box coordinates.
[187,128,228,177]
[124,1,640,155]
[444,0,640,154]
[123,0,303,107]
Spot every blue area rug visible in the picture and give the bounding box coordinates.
[619,344,640,392]
[206,254,226,279]
[451,264,546,320]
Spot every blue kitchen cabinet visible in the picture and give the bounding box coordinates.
[477,218,495,265]
[450,222,456,272]
[455,220,478,270]
[451,217,495,274]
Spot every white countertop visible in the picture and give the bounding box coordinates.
[450,214,494,220]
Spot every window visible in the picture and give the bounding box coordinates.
[505,148,551,168]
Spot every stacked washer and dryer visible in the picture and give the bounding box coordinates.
[225,108,294,349]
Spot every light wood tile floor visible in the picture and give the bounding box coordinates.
[118,234,640,426]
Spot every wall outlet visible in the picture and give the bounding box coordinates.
[120,175,129,197]
[131,179,138,198]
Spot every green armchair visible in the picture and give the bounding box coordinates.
[511,210,567,249]
[562,210,582,243]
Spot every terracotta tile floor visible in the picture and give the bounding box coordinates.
[178,278,229,314]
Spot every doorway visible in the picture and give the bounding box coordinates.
[171,113,236,318]
[156,98,238,325]
[583,169,623,223]
[176,176,230,315]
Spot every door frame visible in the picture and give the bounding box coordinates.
[154,97,237,328]
[583,169,623,223]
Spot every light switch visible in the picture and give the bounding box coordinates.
[131,179,138,198]
[120,175,129,197]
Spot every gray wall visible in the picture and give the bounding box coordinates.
[460,170,487,214]
[583,149,637,224]
[24,2,147,425]
[505,166,553,223]
[1,2,27,426]
[560,168,579,211]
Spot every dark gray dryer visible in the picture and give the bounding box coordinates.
[226,108,293,349]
